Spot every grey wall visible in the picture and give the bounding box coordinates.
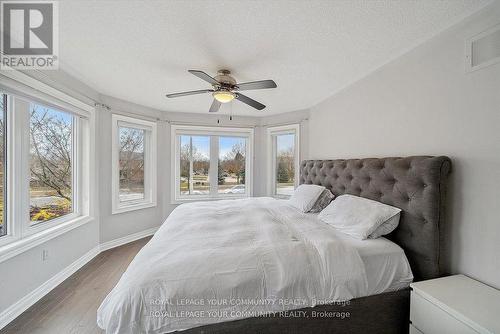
[0,222,99,313]
[308,2,500,288]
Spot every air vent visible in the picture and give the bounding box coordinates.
[466,23,500,71]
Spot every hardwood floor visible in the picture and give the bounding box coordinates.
[1,237,150,334]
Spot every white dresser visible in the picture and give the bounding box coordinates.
[410,275,500,334]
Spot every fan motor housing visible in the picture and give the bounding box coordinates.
[214,69,237,87]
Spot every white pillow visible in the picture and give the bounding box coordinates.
[318,194,401,240]
[368,212,401,239]
[288,184,325,212]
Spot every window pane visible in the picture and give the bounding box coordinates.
[0,94,6,237]
[218,137,246,194]
[179,135,210,195]
[275,134,295,196]
[119,126,145,202]
[30,104,73,223]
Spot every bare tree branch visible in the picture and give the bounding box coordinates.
[30,106,72,202]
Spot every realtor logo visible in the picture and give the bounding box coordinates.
[1,0,59,70]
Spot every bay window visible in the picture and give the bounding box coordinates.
[172,125,253,202]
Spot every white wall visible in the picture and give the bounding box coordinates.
[308,2,500,288]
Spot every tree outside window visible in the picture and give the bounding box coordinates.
[118,127,145,202]
[218,138,246,194]
[29,104,73,223]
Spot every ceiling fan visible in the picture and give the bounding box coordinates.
[166,69,277,113]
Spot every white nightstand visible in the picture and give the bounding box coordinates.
[410,275,500,334]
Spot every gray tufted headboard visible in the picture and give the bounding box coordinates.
[299,156,451,281]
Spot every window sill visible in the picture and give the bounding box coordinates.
[0,215,94,263]
[171,195,250,205]
[112,202,157,215]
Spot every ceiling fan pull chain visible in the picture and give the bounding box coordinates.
[230,100,233,121]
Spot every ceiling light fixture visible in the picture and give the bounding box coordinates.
[213,90,235,103]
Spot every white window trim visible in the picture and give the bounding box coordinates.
[0,72,96,263]
[0,93,88,246]
[0,94,17,247]
[19,99,83,237]
[266,124,300,198]
[111,114,157,214]
[0,69,93,117]
[171,124,254,204]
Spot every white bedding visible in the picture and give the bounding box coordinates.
[318,225,413,293]
[304,211,413,293]
[97,197,412,334]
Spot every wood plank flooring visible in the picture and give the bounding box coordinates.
[1,237,150,334]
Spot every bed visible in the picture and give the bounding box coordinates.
[97,156,451,334]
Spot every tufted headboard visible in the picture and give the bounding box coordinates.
[299,156,451,281]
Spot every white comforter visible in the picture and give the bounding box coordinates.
[97,197,369,334]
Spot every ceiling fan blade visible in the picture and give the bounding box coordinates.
[188,70,219,85]
[166,89,213,98]
[235,93,266,110]
[209,99,221,113]
[236,80,277,91]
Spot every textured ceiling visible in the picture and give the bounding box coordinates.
[59,0,491,115]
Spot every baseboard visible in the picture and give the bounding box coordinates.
[0,245,100,330]
[0,226,159,330]
[99,226,158,252]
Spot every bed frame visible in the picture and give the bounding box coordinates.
[182,156,452,334]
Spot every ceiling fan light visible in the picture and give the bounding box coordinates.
[213,91,235,103]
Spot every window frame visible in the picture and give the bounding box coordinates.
[267,124,300,198]
[0,80,93,256]
[111,114,157,214]
[171,125,254,203]
[0,94,7,238]
[24,100,81,236]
